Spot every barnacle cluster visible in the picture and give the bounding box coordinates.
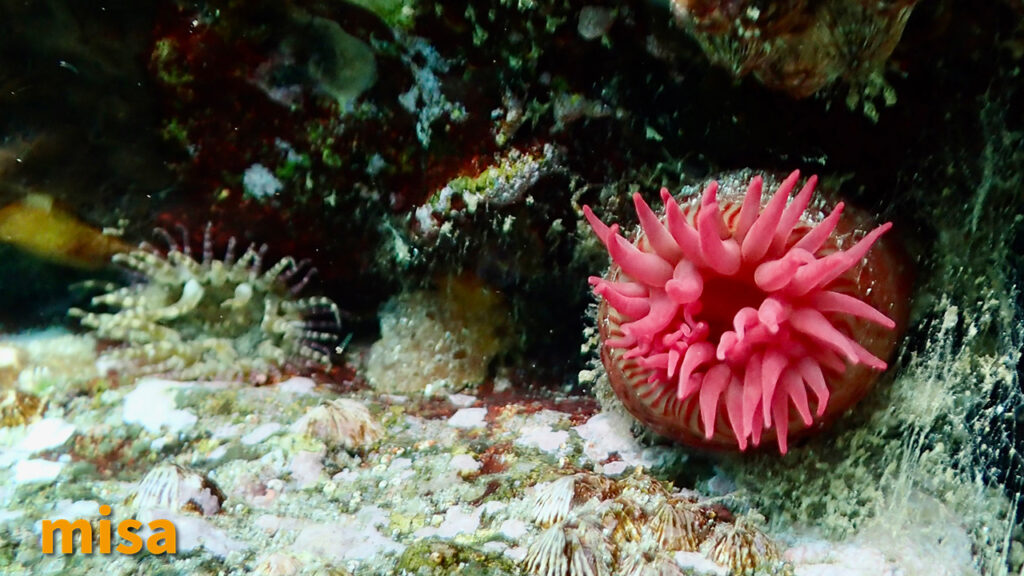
[71,224,341,382]
[521,469,784,576]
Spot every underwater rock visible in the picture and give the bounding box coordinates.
[365,275,510,394]
[671,0,917,115]
[253,9,378,110]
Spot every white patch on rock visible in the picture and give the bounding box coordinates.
[414,506,482,539]
[498,518,529,540]
[785,541,895,575]
[258,505,403,562]
[449,453,481,473]
[41,499,101,525]
[504,545,528,563]
[32,500,102,552]
[12,459,62,483]
[288,450,325,488]
[140,508,245,557]
[601,460,630,476]
[122,378,197,434]
[447,393,477,407]
[242,423,283,446]
[276,376,317,394]
[515,424,569,455]
[447,407,488,429]
[243,163,283,201]
[674,551,729,575]
[17,418,74,453]
[573,411,658,468]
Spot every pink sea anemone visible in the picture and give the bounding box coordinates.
[585,171,907,453]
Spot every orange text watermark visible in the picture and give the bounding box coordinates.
[41,505,176,555]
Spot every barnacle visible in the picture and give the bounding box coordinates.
[650,497,714,551]
[617,540,687,576]
[71,224,342,382]
[292,398,382,451]
[523,521,612,576]
[128,463,225,516]
[530,472,616,527]
[0,389,44,427]
[705,517,781,574]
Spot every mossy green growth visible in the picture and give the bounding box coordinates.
[346,0,419,30]
[394,539,515,575]
[275,150,311,182]
[0,528,14,569]
[175,387,239,419]
[307,121,345,169]
[424,147,559,217]
[150,38,194,87]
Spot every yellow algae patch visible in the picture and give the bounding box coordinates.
[0,193,129,269]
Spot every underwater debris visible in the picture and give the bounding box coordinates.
[365,275,509,394]
[584,170,907,453]
[292,397,382,451]
[0,192,129,269]
[71,224,342,383]
[128,463,225,516]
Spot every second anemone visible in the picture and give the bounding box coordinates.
[72,224,342,383]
